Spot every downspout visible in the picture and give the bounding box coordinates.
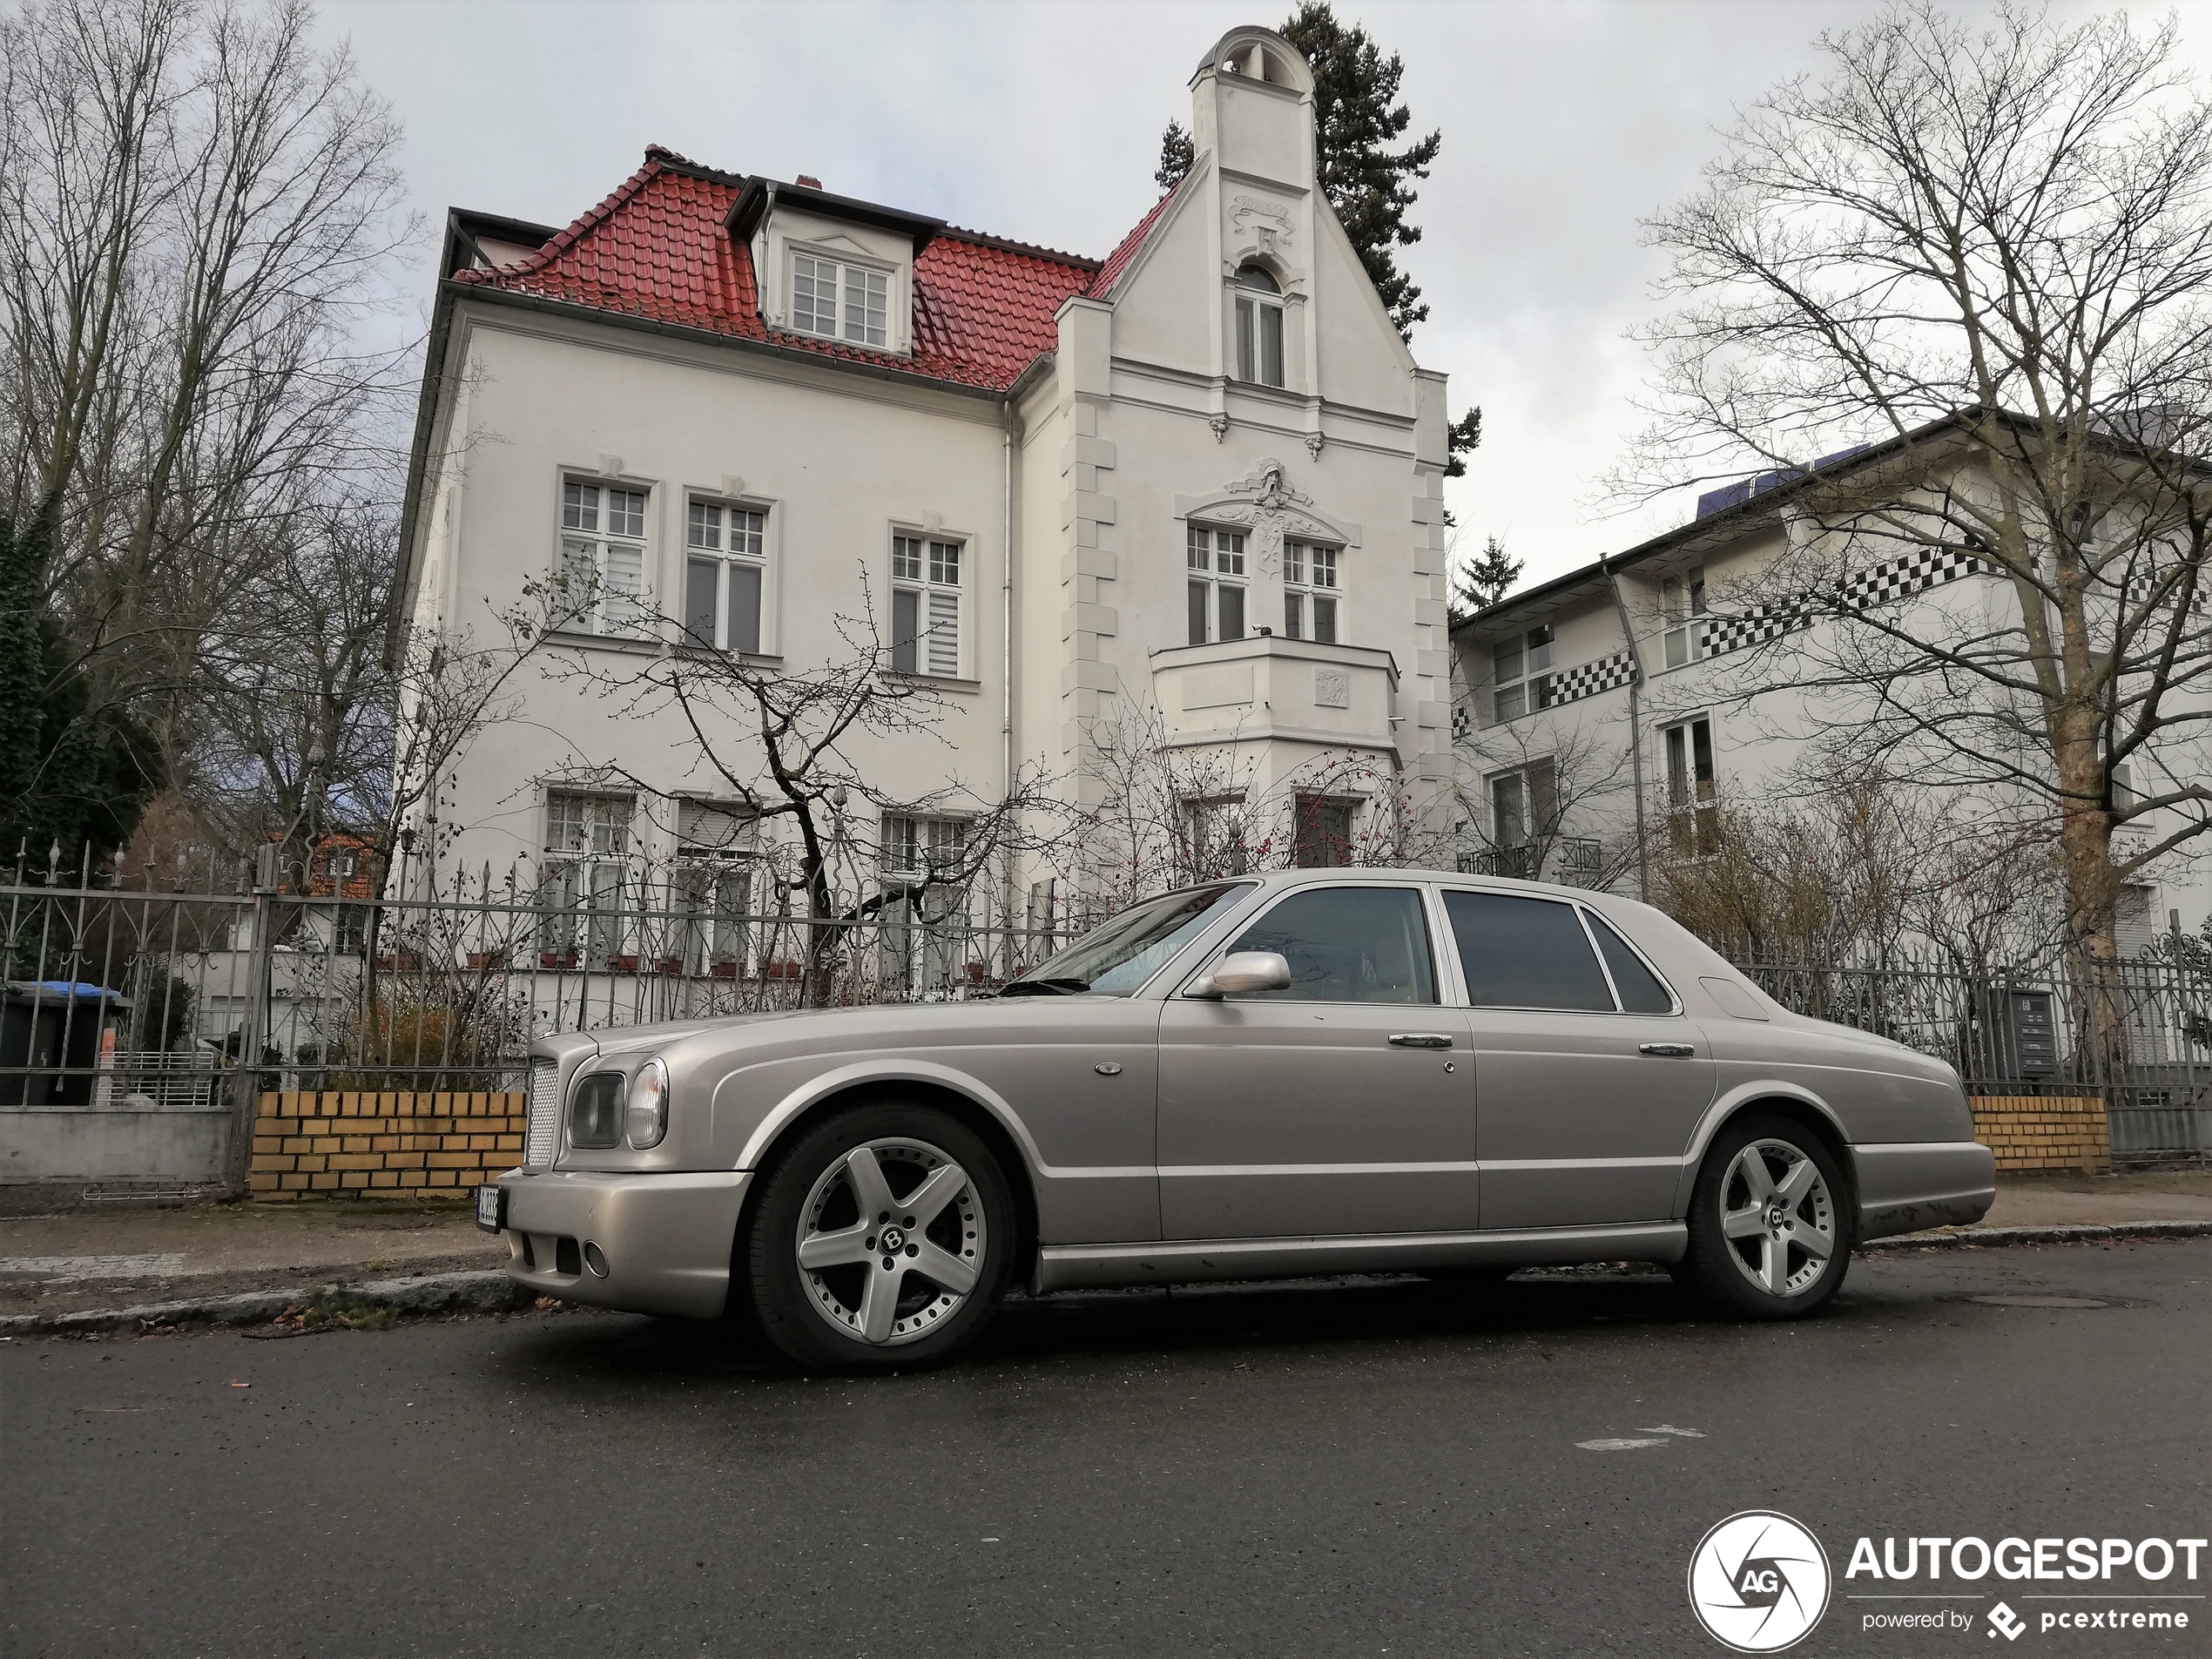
[1001,408,1016,956]
[1602,550,1649,902]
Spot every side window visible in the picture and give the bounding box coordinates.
[1224,887,1434,1005]
[1583,911,1676,1013]
[1443,890,1614,1011]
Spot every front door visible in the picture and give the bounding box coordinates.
[1157,884,1477,1239]
[1440,888,1716,1229]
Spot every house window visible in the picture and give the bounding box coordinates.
[1662,567,1707,668]
[1489,758,1558,879]
[674,800,754,975]
[558,480,649,636]
[683,500,767,653]
[1489,624,1552,721]
[891,535,961,676]
[1284,540,1339,643]
[1662,717,1718,856]
[790,252,888,347]
[1293,794,1355,868]
[538,790,633,963]
[1187,524,1247,644]
[880,813,970,997]
[1182,795,1251,880]
[1233,264,1285,388]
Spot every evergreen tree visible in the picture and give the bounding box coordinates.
[1451,535,1522,621]
[1279,1,1440,341]
[0,513,160,869]
[1156,120,1195,192]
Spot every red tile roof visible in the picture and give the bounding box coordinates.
[455,147,1117,392]
[1087,180,1184,300]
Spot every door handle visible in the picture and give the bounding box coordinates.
[1388,1033,1454,1049]
[1638,1042,1696,1057]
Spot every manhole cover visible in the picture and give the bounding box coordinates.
[1967,1294,2108,1309]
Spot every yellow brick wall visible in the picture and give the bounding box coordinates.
[1970,1095,2111,1172]
[247,1091,526,1200]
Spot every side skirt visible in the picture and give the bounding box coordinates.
[1033,1221,1688,1294]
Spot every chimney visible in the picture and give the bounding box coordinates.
[795,175,822,189]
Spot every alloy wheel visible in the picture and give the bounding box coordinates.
[794,1137,986,1345]
[1717,1137,1837,1298]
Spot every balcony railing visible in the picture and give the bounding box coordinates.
[1456,838,1604,887]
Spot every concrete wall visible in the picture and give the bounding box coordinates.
[2,1109,233,1184]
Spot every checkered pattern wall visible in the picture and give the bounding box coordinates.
[1536,650,1636,708]
[1452,699,1473,740]
[1846,543,1986,610]
[1703,604,1811,658]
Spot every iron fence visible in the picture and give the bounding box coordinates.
[6,868,2206,1179]
[1,869,1076,1120]
[1731,953,2210,1163]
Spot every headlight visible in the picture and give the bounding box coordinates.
[624,1057,669,1150]
[568,1072,624,1148]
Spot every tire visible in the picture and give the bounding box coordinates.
[1675,1113,1853,1319]
[743,1100,1015,1372]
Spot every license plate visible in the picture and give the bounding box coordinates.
[475,1184,506,1233]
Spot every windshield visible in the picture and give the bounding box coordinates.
[1004,883,1253,996]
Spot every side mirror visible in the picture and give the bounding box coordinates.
[1185,950,1291,999]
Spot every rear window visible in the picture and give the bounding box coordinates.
[1585,911,1676,1013]
[1443,890,1614,1011]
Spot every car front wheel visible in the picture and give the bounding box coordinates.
[744,1101,1015,1372]
[1676,1114,1852,1318]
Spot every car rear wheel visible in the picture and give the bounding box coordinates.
[1676,1114,1851,1319]
[744,1101,1015,1372]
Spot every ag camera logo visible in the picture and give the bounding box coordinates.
[1689,1511,1832,1652]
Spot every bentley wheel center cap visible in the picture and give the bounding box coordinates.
[879,1225,907,1254]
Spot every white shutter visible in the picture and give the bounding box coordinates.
[561,538,599,630]
[603,543,644,634]
[927,589,959,677]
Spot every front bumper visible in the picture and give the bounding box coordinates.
[1853,1140,1997,1242]
[495,1168,751,1319]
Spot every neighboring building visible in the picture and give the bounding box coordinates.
[1449,419,2209,954]
[392,24,1457,938]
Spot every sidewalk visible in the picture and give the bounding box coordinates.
[2,1170,2207,1324]
[0,1195,501,1319]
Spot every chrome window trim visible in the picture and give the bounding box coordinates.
[1434,884,1687,1017]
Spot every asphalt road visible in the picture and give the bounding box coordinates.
[6,1240,2207,1659]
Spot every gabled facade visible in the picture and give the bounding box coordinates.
[394,25,1453,918]
[1449,422,2210,954]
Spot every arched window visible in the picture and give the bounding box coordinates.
[1233,263,1284,387]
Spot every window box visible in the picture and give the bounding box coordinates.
[762,960,805,981]
[610,954,642,974]
[652,956,686,976]
[465,950,506,971]
[539,948,578,971]
[709,960,743,981]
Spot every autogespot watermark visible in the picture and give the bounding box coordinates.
[1688,1511,1833,1653]
[1689,1517,2208,1648]
[1844,1533,2205,1642]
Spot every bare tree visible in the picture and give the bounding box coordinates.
[538,574,1075,1004]
[1452,705,1636,890]
[0,0,415,852]
[1617,3,2211,1009]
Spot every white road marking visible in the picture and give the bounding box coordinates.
[0,1253,188,1282]
[1635,1424,1706,1437]
[1576,1437,1671,1450]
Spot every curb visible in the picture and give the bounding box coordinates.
[1859,1219,2212,1253]
[0,1270,535,1338]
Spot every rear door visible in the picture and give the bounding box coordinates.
[1440,889,1716,1230]
[1157,884,1477,1239]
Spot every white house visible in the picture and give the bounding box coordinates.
[392,24,1457,947]
[1449,421,2209,957]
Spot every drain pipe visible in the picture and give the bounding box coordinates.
[1000,415,1014,803]
[1602,550,1650,901]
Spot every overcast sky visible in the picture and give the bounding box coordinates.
[320,0,2205,592]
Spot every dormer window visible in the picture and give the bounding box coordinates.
[1233,265,1285,388]
[790,252,887,347]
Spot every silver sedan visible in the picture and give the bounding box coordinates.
[486,869,1994,1369]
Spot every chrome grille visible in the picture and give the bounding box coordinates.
[525,1058,559,1166]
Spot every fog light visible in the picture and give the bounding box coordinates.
[583,1241,609,1278]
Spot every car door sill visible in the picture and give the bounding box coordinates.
[1032,1221,1687,1293]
